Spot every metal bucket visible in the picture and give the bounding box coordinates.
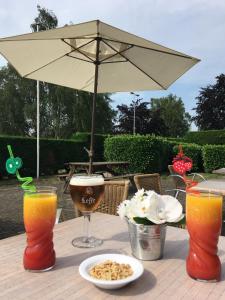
[127,219,167,260]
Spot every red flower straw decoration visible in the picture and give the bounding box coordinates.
[172,145,198,191]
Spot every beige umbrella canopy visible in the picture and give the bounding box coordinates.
[0,20,200,173]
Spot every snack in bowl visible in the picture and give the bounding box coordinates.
[79,253,144,289]
[89,260,133,280]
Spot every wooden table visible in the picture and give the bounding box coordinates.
[66,161,129,176]
[1,213,225,299]
[60,161,130,192]
[190,179,225,195]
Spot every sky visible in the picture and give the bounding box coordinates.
[0,0,225,130]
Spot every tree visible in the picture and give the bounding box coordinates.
[115,100,150,134]
[115,99,167,135]
[150,94,191,137]
[0,65,35,136]
[115,94,190,137]
[0,6,116,138]
[193,74,225,130]
[31,5,58,31]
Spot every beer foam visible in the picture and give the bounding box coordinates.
[70,175,104,186]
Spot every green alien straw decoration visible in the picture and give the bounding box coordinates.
[6,145,36,192]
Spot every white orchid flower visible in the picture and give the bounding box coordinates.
[129,197,150,218]
[117,189,184,225]
[146,194,184,224]
[133,188,145,200]
[160,195,184,223]
[145,192,167,224]
[117,200,131,219]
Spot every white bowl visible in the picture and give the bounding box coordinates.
[79,253,144,290]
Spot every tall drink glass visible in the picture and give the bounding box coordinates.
[186,191,222,282]
[69,175,104,248]
[23,186,57,271]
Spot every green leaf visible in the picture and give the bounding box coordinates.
[133,217,155,225]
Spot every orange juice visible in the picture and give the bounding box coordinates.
[23,188,57,271]
[186,192,222,281]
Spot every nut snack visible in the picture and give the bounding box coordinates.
[89,260,133,280]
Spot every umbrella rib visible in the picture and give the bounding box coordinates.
[99,44,133,63]
[62,38,96,62]
[103,39,166,89]
[101,60,127,64]
[66,54,93,64]
[23,50,75,78]
[102,37,195,60]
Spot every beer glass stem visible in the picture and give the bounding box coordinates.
[83,213,91,242]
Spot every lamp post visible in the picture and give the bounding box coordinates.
[36,23,40,179]
[130,92,140,135]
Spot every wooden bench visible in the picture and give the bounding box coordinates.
[104,173,142,181]
[57,174,70,181]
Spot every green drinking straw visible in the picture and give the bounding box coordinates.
[5,145,36,192]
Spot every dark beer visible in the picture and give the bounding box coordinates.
[69,175,104,213]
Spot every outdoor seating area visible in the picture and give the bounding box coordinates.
[1,169,225,236]
[1,2,225,299]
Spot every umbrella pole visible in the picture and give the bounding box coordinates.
[36,23,40,179]
[88,37,101,174]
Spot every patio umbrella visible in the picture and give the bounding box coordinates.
[0,20,200,174]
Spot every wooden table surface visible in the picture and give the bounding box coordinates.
[67,162,129,167]
[190,179,225,195]
[1,213,225,300]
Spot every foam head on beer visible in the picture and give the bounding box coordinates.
[70,175,104,186]
[69,175,104,212]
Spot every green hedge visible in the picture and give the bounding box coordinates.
[202,145,225,172]
[185,130,225,145]
[104,135,203,174]
[173,143,203,172]
[0,135,87,177]
[104,135,174,174]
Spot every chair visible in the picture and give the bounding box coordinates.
[167,165,205,199]
[96,180,130,215]
[134,173,162,194]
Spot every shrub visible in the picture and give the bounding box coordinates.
[202,145,225,172]
[104,135,203,174]
[0,135,86,177]
[185,130,225,145]
[173,143,203,172]
[104,135,174,174]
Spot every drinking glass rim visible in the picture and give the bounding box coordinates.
[71,174,103,179]
[70,174,104,187]
[187,191,223,198]
[24,186,57,194]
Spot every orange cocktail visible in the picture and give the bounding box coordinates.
[23,187,57,271]
[186,192,222,281]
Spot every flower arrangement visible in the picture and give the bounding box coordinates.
[117,189,184,225]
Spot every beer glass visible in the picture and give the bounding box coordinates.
[69,174,104,248]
